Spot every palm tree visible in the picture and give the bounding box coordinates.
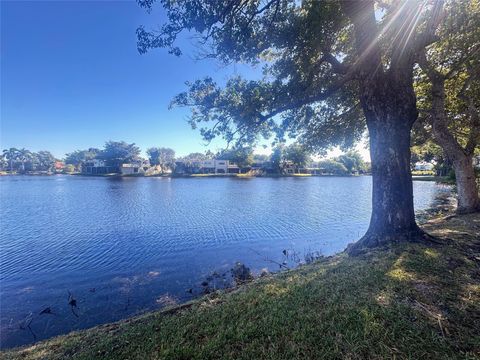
[0,154,6,170]
[2,148,19,172]
[17,148,32,173]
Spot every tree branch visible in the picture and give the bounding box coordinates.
[417,49,444,82]
[258,72,354,122]
[246,0,280,28]
[321,53,349,75]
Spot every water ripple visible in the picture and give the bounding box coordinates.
[0,176,449,348]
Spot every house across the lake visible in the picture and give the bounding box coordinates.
[54,161,65,172]
[175,159,240,174]
[120,163,145,175]
[82,159,145,175]
[82,159,117,174]
[414,161,435,171]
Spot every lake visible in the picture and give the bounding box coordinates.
[0,175,451,348]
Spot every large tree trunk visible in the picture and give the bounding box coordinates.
[348,108,427,255]
[342,0,432,254]
[453,155,480,213]
[347,69,429,256]
[366,121,420,240]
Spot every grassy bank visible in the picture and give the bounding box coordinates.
[4,213,480,359]
[412,175,449,182]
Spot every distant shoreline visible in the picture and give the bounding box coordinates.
[2,171,361,178]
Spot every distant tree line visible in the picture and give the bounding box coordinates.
[2,141,370,176]
[64,141,141,172]
[1,148,56,173]
[269,144,369,175]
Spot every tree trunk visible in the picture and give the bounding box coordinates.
[453,155,480,213]
[348,118,426,255]
[341,0,438,255]
[422,64,480,214]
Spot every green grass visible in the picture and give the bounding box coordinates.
[412,175,449,182]
[4,214,480,360]
[412,170,436,176]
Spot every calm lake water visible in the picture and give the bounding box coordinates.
[0,175,451,348]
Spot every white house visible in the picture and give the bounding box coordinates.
[120,163,145,175]
[83,159,146,175]
[414,161,434,171]
[82,159,118,174]
[188,159,240,174]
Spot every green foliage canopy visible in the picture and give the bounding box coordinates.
[100,141,141,166]
[336,150,365,173]
[147,147,176,169]
[2,148,56,172]
[217,146,254,168]
[269,144,285,173]
[318,159,348,175]
[65,148,101,169]
[284,143,311,169]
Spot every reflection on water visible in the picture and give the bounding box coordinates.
[0,175,451,348]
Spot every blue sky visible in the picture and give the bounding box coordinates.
[1,0,369,160]
[1,0,260,158]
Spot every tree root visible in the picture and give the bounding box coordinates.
[347,227,445,256]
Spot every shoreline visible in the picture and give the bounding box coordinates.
[1,172,360,179]
[1,172,449,181]
[3,204,478,359]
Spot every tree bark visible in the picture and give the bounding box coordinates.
[366,121,420,238]
[347,86,428,255]
[453,156,480,213]
[342,0,433,254]
[432,96,480,213]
